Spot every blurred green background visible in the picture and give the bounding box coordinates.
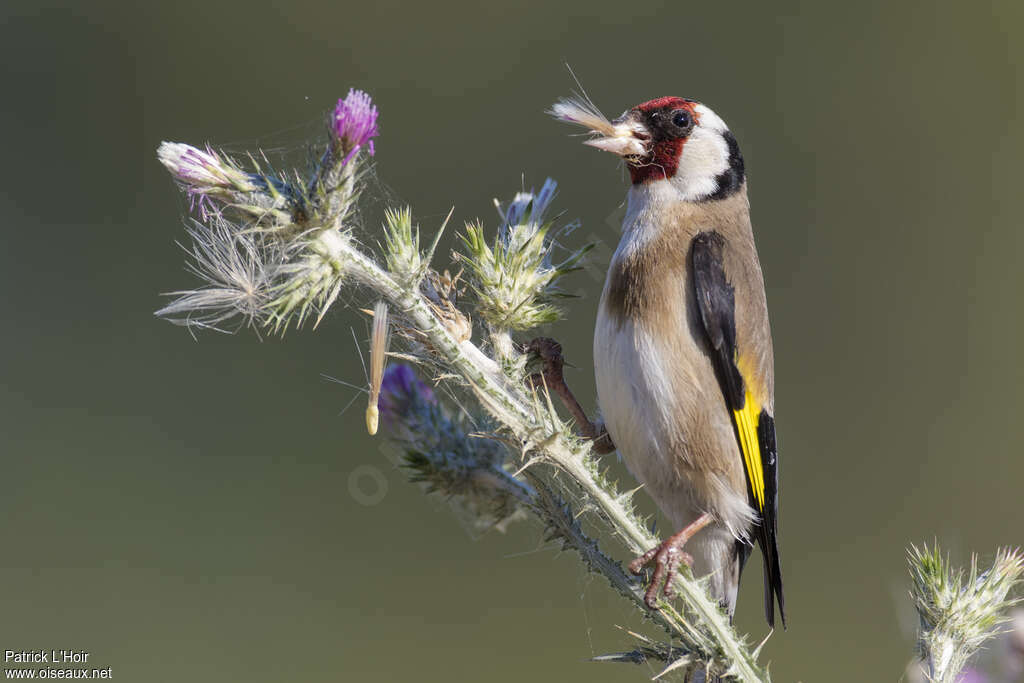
[1,0,1021,680]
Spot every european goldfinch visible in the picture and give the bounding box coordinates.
[551,95,785,627]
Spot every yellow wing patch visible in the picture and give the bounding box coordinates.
[733,388,765,511]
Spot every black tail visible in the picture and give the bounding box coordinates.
[757,514,785,628]
[756,413,785,628]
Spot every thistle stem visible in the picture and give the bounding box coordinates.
[329,233,767,681]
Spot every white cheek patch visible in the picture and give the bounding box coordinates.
[669,103,731,201]
[693,103,728,133]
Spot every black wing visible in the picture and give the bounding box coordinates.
[690,230,785,628]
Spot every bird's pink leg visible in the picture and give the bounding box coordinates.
[629,512,713,608]
[525,337,615,454]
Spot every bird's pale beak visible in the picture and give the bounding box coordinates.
[549,99,648,158]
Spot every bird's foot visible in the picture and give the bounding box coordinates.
[629,541,694,608]
[525,336,565,390]
[524,337,616,454]
[628,512,713,608]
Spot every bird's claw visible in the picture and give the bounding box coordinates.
[629,540,694,609]
[525,337,565,382]
[522,336,617,454]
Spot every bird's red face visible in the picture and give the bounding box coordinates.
[621,97,701,184]
[551,95,744,200]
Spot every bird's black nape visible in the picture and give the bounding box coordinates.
[705,130,745,201]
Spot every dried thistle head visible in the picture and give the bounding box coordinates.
[422,269,472,343]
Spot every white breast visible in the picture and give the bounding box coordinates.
[597,295,678,434]
[593,192,699,527]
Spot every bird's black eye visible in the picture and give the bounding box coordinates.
[671,109,692,130]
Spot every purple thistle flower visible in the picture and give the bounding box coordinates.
[377,364,435,432]
[333,89,380,163]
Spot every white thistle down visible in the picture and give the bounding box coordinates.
[548,95,619,138]
[156,216,275,331]
[548,95,647,157]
